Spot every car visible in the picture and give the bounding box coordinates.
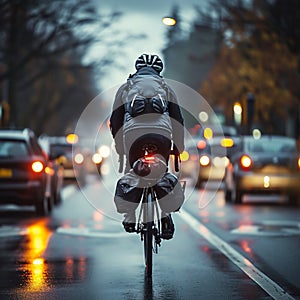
[0,128,61,215]
[195,135,241,187]
[224,135,300,204]
[182,125,241,188]
[196,125,238,140]
[41,135,78,181]
[38,136,64,205]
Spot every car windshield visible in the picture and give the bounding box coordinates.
[50,144,72,158]
[202,143,227,157]
[246,138,297,154]
[0,140,29,157]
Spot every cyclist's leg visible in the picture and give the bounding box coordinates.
[161,211,175,240]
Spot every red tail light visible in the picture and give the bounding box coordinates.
[32,161,44,173]
[144,155,155,163]
[240,155,252,170]
[197,140,206,150]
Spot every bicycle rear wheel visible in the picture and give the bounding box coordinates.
[143,192,153,277]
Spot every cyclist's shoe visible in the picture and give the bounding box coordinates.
[122,213,136,233]
[122,221,136,233]
[161,214,174,240]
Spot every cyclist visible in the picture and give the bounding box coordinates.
[110,54,184,239]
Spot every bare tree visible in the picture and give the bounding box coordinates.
[0,0,122,128]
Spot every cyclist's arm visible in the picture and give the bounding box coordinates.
[110,84,127,155]
[167,87,185,154]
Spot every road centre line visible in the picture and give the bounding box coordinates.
[179,209,295,300]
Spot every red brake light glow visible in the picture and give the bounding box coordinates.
[240,155,252,170]
[144,155,155,162]
[197,140,206,150]
[32,161,44,173]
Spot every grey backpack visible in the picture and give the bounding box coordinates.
[124,75,169,120]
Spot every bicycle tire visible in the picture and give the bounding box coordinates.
[143,191,153,277]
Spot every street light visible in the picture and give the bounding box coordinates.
[162,17,176,26]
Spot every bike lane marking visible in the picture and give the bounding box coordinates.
[179,209,295,300]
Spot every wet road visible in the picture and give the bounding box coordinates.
[0,175,299,300]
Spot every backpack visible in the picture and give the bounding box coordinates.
[154,172,185,213]
[124,75,169,118]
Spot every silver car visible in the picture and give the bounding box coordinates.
[224,135,300,204]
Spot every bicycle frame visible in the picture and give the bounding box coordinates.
[132,145,181,277]
[136,184,161,277]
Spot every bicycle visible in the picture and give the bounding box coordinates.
[132,146,183,277]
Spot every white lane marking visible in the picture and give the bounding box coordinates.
[231,224,300,236]
[179,209,295,300]
[0,226,28,238]
[57,227,129,238]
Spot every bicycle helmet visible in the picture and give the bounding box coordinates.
[135,54,163,73]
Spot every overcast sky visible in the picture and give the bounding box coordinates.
[89,0,207,90]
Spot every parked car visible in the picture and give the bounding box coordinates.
[38,136,64,205]
[0,128,61,215]
[224,135,300,204]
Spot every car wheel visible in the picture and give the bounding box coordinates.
[195,176,203,189]
[36,193,49,216]
[235,190,243,204]
[54,190,62,205]
[231,180,242,204]
[47,195,54,212]
[225,188,232,203]
[288,194,298,206]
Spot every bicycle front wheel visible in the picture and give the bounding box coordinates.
[143,192,153,277]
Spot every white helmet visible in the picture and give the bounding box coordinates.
[135,54,163,73]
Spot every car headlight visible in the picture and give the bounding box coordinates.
[200,155,210,166]
[74,153,84,165]
[92,153,103,164]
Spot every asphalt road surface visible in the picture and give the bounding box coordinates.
[0,175,299,300]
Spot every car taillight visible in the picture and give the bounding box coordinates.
[197,140,206,150]
[32,161,44,173]
[240,155,252,170]
[200,155,210,166]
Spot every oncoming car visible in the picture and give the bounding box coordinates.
[224,135,300,204]
[0,129,61,215]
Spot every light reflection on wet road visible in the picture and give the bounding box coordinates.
[0,177,299,299]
